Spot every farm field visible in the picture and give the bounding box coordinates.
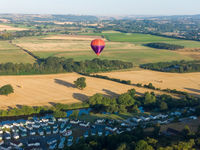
[0,41,35,63]
[82,32,200,47]
[99,69,200,97]
[0,24,27,31]
[13,34,194,65]
[0,73,171,109]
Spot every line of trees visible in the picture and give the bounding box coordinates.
[88,88,200,113]
[140,60,200,73]
[79,73,131,85]
[0,57,133,75]
[69,125,200,150]
[144,43,184,50]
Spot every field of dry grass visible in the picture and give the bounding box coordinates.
[99,69,200,97]
[0,24,27,31]
[0,73,170,109]
[13,35,139,52]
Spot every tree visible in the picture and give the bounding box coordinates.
[117,93,135,106]
[135,140,154,150]
[116,143,128,150]
[160,101,168,111]
[128,89,136,98]
[0,84,14,95]
[144,92,156,105]
[70,110,79,119]
[53,110,66,118]
[74,77,86,90]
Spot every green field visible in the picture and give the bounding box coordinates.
[0,41,36,63]
[11,32,200,65]
[82,32,200,48]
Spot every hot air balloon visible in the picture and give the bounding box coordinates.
[91,39,105,56]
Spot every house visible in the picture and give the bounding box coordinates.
[58,118,69,122]
[11,126,19,133]
[12,123,20,127]
[19,126,27,132]
[10,140,23,148]
[63,130,72,137]
[70,120,80,124]
[95,119,105,124]
[0,134,3,140]
[67,141,73,147]
[68,136,73,142]
[91,129,96,136]
[13,132,20,139]
[84,131,89,138]
[189,116,197,120]
[47,138,57,145]
[3,124,12,129]
[132,117,142,123]
[0,140,4,145]
[46,128,51,135]
[98,129,103,136]
[40,122,48,127]
[117,130,124,134]
[0,145,12,150]
[26,124,33,130]
[60,127,67,134]
[48,119,55,125]
[49,142,57,150]
[30,130,36,136]
[53,124,58,129]
[79,122,90,128]
[66,124,72,129]
[21,132,27,137]
[27,141,40,147]
[4,132,11,140]
[38,128,44,136]
[58,137,66,149]
[26,120,34,125]
[32,123,40,129]
[42,118,49,122]
[105,127,117,132]
[53,128,59,134]
[105,130,110,136]
[60,123,66,129]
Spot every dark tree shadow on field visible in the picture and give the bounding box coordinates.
[135,91,144,96]
[73,93,89,102]
[16,105,24,109]
[48,102,57,106]
[184,87,200,93]
[102,89,119,97]
[54,79,75,88]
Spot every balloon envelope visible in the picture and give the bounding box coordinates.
[91,39,105,56]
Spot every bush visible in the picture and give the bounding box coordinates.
[0,84,14,95]
[74,77,86,90]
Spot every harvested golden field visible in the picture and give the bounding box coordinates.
[0,73,169,109]
[0,24,27,31]
[99,70,200,96]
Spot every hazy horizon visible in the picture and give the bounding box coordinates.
[0,0,200,16]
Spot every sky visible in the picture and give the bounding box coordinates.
[0,0,200,16]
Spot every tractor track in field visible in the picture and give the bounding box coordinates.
[9,40,41,63]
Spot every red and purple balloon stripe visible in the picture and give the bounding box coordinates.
[91,39,105,56]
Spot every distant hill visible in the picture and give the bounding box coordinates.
[0,14,99,22]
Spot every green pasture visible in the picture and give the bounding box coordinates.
[0,41,35,63]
